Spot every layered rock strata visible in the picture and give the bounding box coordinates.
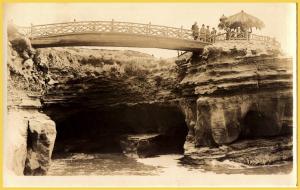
[177,41,293,147]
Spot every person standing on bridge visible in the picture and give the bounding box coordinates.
[191,22,199,40]
[210,27,217,43]
[199,24,206,42]
[205,26,211,42]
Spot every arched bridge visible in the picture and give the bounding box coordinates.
[18,20,211,51]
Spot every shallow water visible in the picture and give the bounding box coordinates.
[47,153,292,176]
[47,153,162,176]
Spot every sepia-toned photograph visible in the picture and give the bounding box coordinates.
[3,2,297,187]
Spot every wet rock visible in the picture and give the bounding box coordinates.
[223,136,293,166]
[120,133,185,158]
[180,136,293,173]
[136,138,160,158]
[120,134,161,158]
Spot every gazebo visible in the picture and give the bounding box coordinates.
[218,10,265,40]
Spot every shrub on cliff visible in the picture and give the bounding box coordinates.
[123,63,149,80]
[10,37,30,53]
[8,23,34,59]
[10,36,35,60]
[80,55,106,66]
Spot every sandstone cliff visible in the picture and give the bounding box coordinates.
[6,33,293,175]
[177,41,292,147]
[176,41,293,169]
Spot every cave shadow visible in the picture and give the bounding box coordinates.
[46,103,189,159]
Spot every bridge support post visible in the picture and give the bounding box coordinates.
[111,19,114,32]
[179,26,183,38]
[30,23,33,37]
[148,22,151,34]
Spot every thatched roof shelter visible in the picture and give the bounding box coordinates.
[225,10,265,30]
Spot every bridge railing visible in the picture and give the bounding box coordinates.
[16,21,279,47]
[213,32,279,46]
[214,33,227,41]
[16,26,32,37]
[21,20,195,41]
[249,34,280,46]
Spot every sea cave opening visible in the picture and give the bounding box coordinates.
[44,103,189,158]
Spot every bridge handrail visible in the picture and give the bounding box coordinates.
[214,32,227,41]
[13,26,31,36]
[24,20,194,40]
[29,20,192,33]
[250,33,277,43]
[212,32,279,46]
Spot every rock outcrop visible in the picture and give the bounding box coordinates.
[180,135,293,174]
[7,36,56,176]
[24,113,56,175]
[176,41,293,165]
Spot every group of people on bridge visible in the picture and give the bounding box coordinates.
[191,22,217,43]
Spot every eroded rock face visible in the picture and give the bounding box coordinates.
[7,40,57,176]
[177,41,293,147]
[37,47,178,109]
[195,91,291,146]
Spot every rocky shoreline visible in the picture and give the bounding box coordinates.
[6,31,293,175]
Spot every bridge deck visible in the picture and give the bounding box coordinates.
[30,32,209,51]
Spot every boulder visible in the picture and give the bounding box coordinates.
[120,134,160,158]
[120,133,185,158]
[5,109,56,176]
[24,113,56,175]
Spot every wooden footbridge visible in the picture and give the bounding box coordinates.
[17,20,278,51]
[18,20,211,51]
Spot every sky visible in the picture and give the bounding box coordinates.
[5,3,296,58]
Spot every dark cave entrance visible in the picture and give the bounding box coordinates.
[239,105,293,140]
[46,103,189,158]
